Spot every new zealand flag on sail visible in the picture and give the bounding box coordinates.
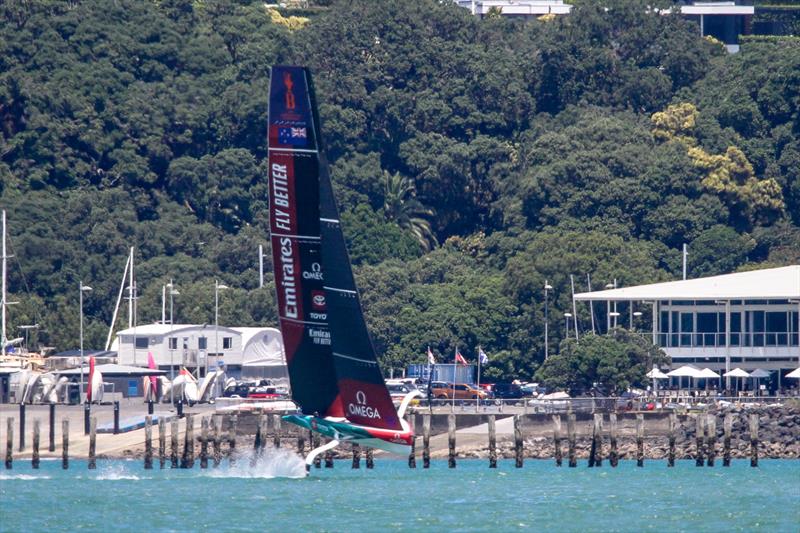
[278,127,308,146]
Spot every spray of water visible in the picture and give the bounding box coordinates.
[94,462,143,481]
[205,447,307,479]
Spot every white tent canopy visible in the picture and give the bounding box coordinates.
[723,368,750,378]
[749,368,771,378]
[667,365,704,378]
[697,368,721,379]
[646,367,669,379]
[573,265,800,301]
[786,368,800,379]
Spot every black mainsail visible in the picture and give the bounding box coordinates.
[267,66,401,431]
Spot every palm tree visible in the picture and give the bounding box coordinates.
[383,171,438,252]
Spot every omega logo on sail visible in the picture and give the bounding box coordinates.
[348,390,381,420]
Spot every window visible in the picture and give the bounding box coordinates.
[766,311,788,345]
[697,313,717,347]
[223,337,232,350]
[198,337,207,350]
[135,337,148,349]
[680,312,693,346]
[730,312,741,346]
[168,338,177,350]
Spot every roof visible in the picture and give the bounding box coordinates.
[56,364,166,377]
[680,3,754,16]
[574,265,800,302]
[115,323,240,336]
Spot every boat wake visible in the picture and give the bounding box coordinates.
[205,448,306,479]
[94,463,143,481]
[0,473,51,480]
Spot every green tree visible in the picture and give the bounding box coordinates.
[382,171,438,252]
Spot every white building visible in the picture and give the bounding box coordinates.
[574,265,800,386]
[454,0,572,18]
[113,324,287,379]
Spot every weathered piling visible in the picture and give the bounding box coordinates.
[32,420,40,469]
[668,412,676,467]
[228,415,238,464]
[253,417,263,452]
[636,414,644,467]
[272,414,281,448]
[488,415,497,469]
[312,432,321,469]
[61,420,69,469]
[324,447,334,468]
[589,413,602,467]
[407,414,416,469]
[158,418,166,469]
[88,417,97,470]
[49,404,56,452]
[83,402,90,436]
[113,401,120,435]
[19,403,26,451]
[296,433,305,455]
[695,415,705,467]
[4,418,12,469]
[259,415,269,452]
[553,415,563,467]
[723,413,732,467]
[448,414,457,469]
[365,447,374,469]
[749,413,759,467]
[200,417,209,469]
[181,414,194,468]
[706,414,716,467]
[170,418,179,468]
[513,415,523,468]
[567,413,577,468]
[609,413,618,468]
[144,416,153,470]
[213,416,222,468]
[352,443,361,469]
[422,414,431,469]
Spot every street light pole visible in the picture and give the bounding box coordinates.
[544,281,552,360]
[564,312,572,339]
[214,280,229,377]
[79,281,92,401]
[167,280,179,403]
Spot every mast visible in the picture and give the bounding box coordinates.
[128,246,134,329]
[105,251,131,351]
[1,210,6,357]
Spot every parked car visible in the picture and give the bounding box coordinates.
[429,382,488,400]
[386,382,420,405]
[491,382,524,399]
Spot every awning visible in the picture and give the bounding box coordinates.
[667,365,704,378]
[723,368,750,378]
[646,367,669,379]
[697,368,721,379]
[786,368,800,379]
[749,369,771,379]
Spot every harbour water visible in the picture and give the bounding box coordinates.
[1,454,798,532]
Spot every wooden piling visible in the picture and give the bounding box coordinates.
[19,403,25,451]
[49,404,56,452]
[4,418,12,469]
[552,415,563,467]
[253,416,263,453]
[272,414,281,448]
[170,417,179,468]
[365,447,374,469]
[695,414,705,467]
[608,413,618,468]
[158,418,166,469]
[513,415,523,468]
[200,417,209,469]
[297,433,305,455]
[488,415,497,469]
[32,420,40,469]
[88,417,97,470]
[228,415,237,465]
[352,443,361,469]
[144,416,153,470]
[636,414,644,467]
[749,413,759,467]
[448,414,457,469]
[61,419,69,470]
[567,413,577,468]
[324,447,334,468]
[723,413,732,467]
[706,414,716,467]
[183,414,195,469]
[667,412,676,467]
[312,432,321,469]
[260,415,269,452]
[422,414,431,469]
[213,416,222,468]
[407,414,416,469]
[589,413,602,467]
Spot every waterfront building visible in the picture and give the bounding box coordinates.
[113,324,287,380]
[574,265,800,389]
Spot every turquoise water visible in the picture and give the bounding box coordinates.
[2,453,798,532]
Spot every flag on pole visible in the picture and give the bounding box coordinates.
[455,349,468,366]
[427,346,436,365]
[478,347,488,366]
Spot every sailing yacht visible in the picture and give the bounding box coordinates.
[267,66,420,470]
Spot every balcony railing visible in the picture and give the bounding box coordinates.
[657,332,798,348]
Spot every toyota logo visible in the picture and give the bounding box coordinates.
[356,390,367,405]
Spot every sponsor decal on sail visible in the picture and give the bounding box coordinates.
[347,390,382,420]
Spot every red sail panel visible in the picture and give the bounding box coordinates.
[267,66,341,418]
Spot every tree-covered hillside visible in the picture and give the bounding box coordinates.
[1,0,798,379]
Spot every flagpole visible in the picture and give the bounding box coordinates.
[476,347,481,413]
[452,347,457,413]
